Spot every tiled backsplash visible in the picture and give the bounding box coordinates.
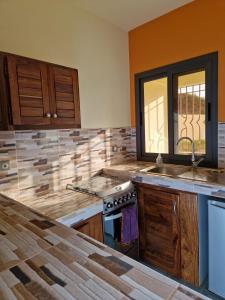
[0,127,136,200]
[218,122,225,168]
[0,123,224,201]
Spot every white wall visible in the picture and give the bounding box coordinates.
[0,0,130,128]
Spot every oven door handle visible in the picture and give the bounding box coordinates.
[104,212,122,221]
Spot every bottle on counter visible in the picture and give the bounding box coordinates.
[156,153,163,166]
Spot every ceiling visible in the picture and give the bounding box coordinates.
[74,0,193,31]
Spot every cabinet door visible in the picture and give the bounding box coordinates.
[138,185,180,277]
[179,192,199,286]
[49,65,80,127]
[73,213,103,242]
[7,55,51,125]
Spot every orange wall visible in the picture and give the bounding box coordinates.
[129,0,225,126]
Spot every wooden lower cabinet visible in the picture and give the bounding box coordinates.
[136,183,199,287]
[72,213,103,242]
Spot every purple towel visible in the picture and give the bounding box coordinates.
[121,205,138,244]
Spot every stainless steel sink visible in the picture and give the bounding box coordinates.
[178,168,224,182]
[141,165,225,183]
[142,165,191,177]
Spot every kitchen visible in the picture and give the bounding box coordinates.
[0,0,225,299]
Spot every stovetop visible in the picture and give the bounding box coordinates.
[66,174,130,198]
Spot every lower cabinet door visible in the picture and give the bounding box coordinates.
[138,184,180,277]
[73,213,103,242]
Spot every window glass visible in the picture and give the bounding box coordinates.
[174,71,206,155]
[144,77,168,153]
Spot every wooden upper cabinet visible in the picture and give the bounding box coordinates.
[137,183,180,277]
[7,55,51,126]
[49,65,80,127]
[2,52,81,129]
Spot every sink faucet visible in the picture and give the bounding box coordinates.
[176,137,204,168]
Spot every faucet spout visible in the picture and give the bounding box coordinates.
[176,137,204,167]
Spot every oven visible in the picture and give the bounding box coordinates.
[102,191,139,260]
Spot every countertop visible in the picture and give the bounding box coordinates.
[6,159,225,226]
[103,161,225,199]
[1,188,102,227]
[17,188,101,220]
[0,193,210,300]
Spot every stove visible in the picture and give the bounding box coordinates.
[66,174,136,213]
[67,173,138,259]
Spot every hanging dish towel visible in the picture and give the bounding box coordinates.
[121,205,138,244]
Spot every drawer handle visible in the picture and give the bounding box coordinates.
[53,113,58,118]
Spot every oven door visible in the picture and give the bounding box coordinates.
[103,207,139,259]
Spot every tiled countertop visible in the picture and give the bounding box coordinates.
[103,161,152,178]
[104,161,225,199]
[1,188,102,227]
[0,194,210,300]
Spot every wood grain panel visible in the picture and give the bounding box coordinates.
[7,55,51,125]
[55,74,73,84]
[180,192,199,287]
[17,65,41,79]
[55,82,73,93]
[137,184,180,277]
[3,53,81,128]
[20,97,43,108]
[20,107,44,117]
[19,87,43,98]
[73,213,103,242]
[56,101,74,110]
[18,77,42,89]
[55,92,74,102]
[57,109,75,118]
[0,54,12,129]
[145,215,173,240]
[49,65,80,127]
[136,182,200,287]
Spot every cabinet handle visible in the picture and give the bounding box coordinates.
[46,113,51,118]
[173,202,176,214]
[53,113,58,118]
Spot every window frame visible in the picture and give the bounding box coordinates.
[135,52,218,168]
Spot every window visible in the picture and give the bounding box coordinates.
[144,77,168,154]
[135,53,218,167]
[174,70,206,155]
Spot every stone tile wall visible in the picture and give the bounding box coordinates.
[0,127,136,200]
[1,123,224,201]
[218,122,225,168]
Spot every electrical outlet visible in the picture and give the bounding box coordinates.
[112,145,118,152]
[0,161,10,171]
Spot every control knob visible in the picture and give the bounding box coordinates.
[106,202,113,208]
[118,198,123,204]
[114,199,118,206]
[122,195,127,202]
[131,191,137,198]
